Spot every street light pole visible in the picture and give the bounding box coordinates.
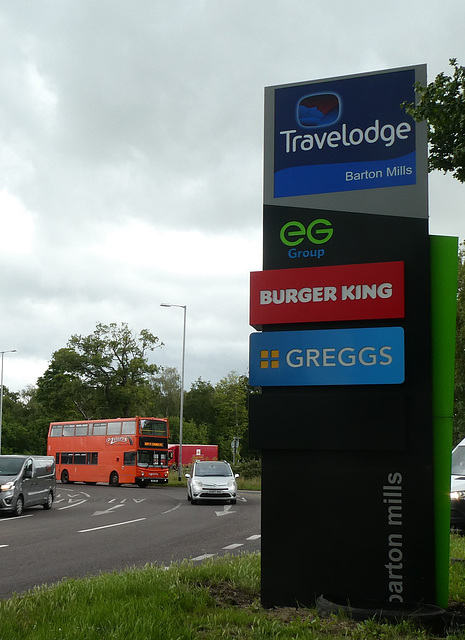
[161,304,186,481]
[0,349,17,454]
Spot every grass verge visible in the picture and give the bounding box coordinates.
[0,535,464,639]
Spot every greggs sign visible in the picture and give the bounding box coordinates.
[250,261,404,329]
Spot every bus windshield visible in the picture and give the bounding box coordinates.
[140,419,168,437]
[137,450,165,467]
[452,445,465,476]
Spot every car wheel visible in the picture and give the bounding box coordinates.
[109,472,120,486]
[61,470,69,484]
[191,498,197,505]
[13,495,24,517]
[43,491,53,510]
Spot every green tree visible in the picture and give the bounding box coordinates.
[36,322,162,420]
[211,372,249,461]
[184,378,216,426]
[1,386,46,455]
[404,59,465,182]
[150,367,181,417]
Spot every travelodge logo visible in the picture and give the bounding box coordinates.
[273,69,417,198]
[249,327,405,387]
[297,93,341,127]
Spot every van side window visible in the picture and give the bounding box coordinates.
[24,459,33,477]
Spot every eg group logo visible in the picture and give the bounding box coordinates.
[249,327,404,387]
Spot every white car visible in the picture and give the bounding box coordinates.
[186,460,238,505]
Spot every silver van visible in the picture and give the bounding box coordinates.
[0,455,55,516]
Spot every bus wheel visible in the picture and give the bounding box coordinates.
[136,479,148,488]
[61,470,70,484]
[109,472,120,487]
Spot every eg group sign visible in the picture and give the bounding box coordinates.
[249,327,405,387]
[271,68,417,198]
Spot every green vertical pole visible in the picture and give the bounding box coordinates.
[430,235,458,607]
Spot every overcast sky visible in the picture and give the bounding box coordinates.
[1,0,465,393]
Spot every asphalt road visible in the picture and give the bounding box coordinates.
[0,483,261,600]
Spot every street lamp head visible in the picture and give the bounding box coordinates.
[161,303,186,310]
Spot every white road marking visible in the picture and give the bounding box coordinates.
[192,554,216,561]
[92,504,125,516]
[162,503,181,515]
[0,545,9,548]
[223,543,244,550]
[78,518,146,533]
[246,535,261,540]
[133,498,145,503]
[58,500,87,510]
[215,505,236,517]
[0,514,33,522]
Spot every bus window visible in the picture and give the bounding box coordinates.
[50,425,62,437]
[140,419,168,437]
[122,421,136,434]
[61,452,73,464]
[74,453,86,465]
[63,425,75,437]
[92,423,107,435]
[86,452,98,465]
[124,451,136,466]
[137,450,158,467]
[75,424,88,436]
[107,422,121,435]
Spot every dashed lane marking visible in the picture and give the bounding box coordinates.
[78,518,146,533]
[223,543,244,550]
[192,554,216,561]
[58,500,88,510]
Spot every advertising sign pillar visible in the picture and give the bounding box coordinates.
[249,65,456,609]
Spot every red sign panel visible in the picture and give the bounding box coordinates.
[250,261,404,329]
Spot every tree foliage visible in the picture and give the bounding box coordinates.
[404,58,465,182]
[36,322,162,420]
[3,319,256,464]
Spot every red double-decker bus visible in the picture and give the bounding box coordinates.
[47,416,169,487]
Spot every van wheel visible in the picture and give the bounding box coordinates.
[61,470,70,484]
[109,472,120,487]
[43,491,53,510]
[13,495,24,517]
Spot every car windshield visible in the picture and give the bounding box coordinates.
[0,457,24,476]
[452,445,465,475]
[194,462,232,477]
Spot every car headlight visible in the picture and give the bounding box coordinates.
[192,481,202,491]
[228,480,236,490]
[451,490,465,501]
[0,481,14,492]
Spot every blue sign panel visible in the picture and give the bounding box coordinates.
[249,327,404,386]
[274,69,416,198]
